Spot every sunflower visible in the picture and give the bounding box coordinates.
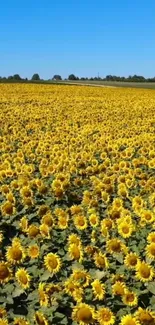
[46,283,62,301]
[19,216,28,233]
[68,234,81,246]
[97,307,115,325]
[38,283,49,307]
[94,252,109,269]
[136,261,154,282]
[20,186,32,198]
[6,241,25,264]
[101,218,113,231]
[1,201,15,216]
[122,290,138,306]
[74,215,87,230]
[89,214,99,227]
[106,238,127,254]
[28,244,40,259]
[0,319,9,325]
[41,213,54,227]
[40,224,50,239]
[68,244,83,262]
[72,303,96,325]
[112,281,126,296]
[118,221,133,238]
[0,262,12,284]
[13,317,30,325]
[146,243,155,259]
[44,253,61,274]
[147,232,155,243]
[0,308,7,318]
[15,268,30,289]
[141,210,154,224]
[58,215,69,229]
[0,232,3,244]
[28,225,40,238]
[64,279,83,302]
[71,270,91,287]
[135,307,155,324]
[34,312,48,325]
[70,205,83,215]
[38,205,50,217]
[120,314,140,325]
[91,279,105,300]
[124,252,140,269]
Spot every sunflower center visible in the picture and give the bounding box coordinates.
[19,273,28,284]
[126,293,135,302]
[100,310,111,321]
[122,226,129,234]
[150,246,155,256]
[140,265,150,278]
[97,256,106,267]
[0,265,9,280]
[11,247,22,260]
[78,219,85,226]
[139,312,153,322]
[48,257,58,269]
[77,307,92,322]
[129,256,137,266]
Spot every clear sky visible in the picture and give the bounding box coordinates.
[0,0,155,79]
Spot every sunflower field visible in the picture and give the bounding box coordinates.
[0,83,155,325]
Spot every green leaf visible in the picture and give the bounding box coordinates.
[12,288,25,298]
[54,312,65,319]
[40,270,52,281]
[147,282,155,295]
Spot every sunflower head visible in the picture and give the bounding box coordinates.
[97,307,115,325]
[136,261,154,282]
[72,303,95,324]
[15,268,30,289]
[120,314,140,325]
[44,253,61,274]
[135,307,155,324]
[34,312,48,325]
[124,252,140,269]
[13,317,30,325]
[94,252,109,269]
[91,279,105,300]
[28,244,40,259]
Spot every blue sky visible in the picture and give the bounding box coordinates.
[0,0,155,79]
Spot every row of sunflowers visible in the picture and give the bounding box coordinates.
[0,83,155,324]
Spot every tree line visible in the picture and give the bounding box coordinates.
[0,73,155,83]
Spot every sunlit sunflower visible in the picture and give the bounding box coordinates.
[0,319,9,325]
[28,224,40,238]
[68,244,83,262]
[0,232,3,244]
[68,234,81,246]
[106,238,127,254]
[124,252,140,269]
[74,215,87,230]
[38,205,50,217]
[19,216,29,233]
[72,303,96,325]
[71,270,91,287]
[44,252,61,274]
[120,314,140,325]
[122,290,138,306]
[28,244,40,259]
[94,252,109,269]
[146,242,155,259]
[118,221,133,238]
[89,214,99,227]
[147,232,155,243]
[6,241,25,264]
[112,281,126,296]
[64,279,83,302]
[136,261,154,282]
[58,215,69,229]
[0,307,7,318]
[40,224,50,239]
[15,268,30,289]
[1,201,15,216]
[0,262,12,284]
[97,307,115,325]
[135,307,155,324]
[91,279,105,300]
[38,283,49,307]
[41,213,54,227]
[13,317,30,325]
[34,311,48,325]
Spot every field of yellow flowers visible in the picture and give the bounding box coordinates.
[0,83,155,325]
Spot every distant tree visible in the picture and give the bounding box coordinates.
[52,75,62,80]
[13,74,21,80]
[8,76,14,80]
[31,73,40,81]
[68,74,78,80]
